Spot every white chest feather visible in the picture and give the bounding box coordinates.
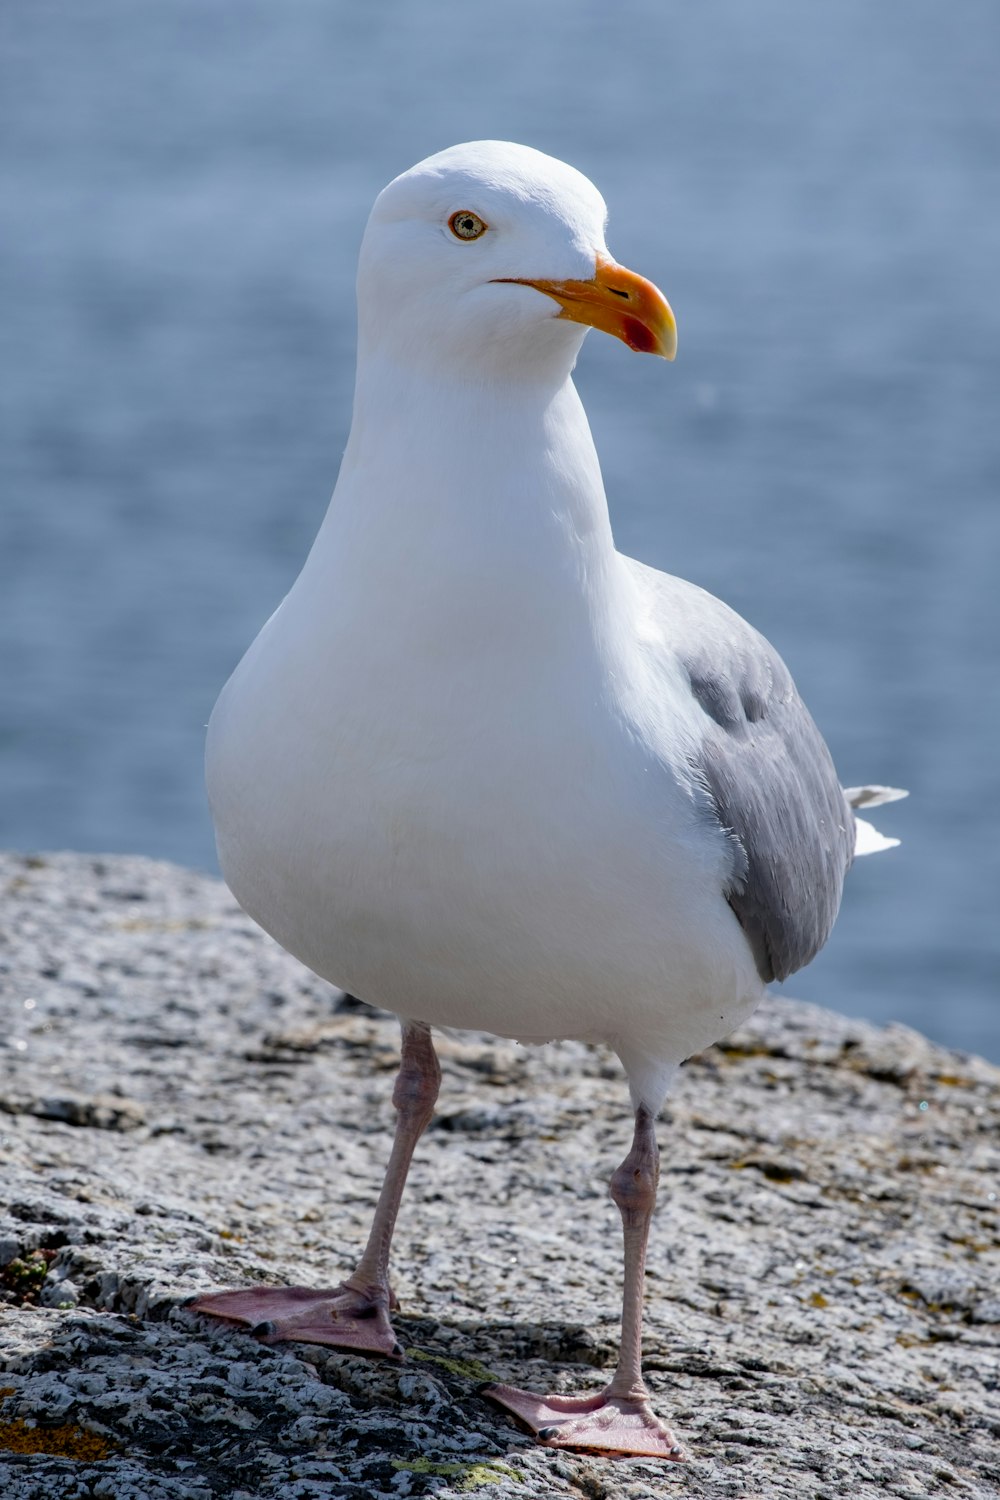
[207,374,762,1070]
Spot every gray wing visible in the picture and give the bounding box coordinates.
[627,559,855,984]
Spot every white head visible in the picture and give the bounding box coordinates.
[356,141,676,383]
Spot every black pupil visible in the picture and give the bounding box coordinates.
[460,217,475,234]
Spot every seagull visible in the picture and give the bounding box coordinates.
[190,141,904,1459]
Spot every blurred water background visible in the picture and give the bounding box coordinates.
[2,1,998,1058]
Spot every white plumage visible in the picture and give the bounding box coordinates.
[195,141,904,1459]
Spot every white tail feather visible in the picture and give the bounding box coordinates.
[844,784,908,810]
[853,815,900,856]
[844,784,907,855]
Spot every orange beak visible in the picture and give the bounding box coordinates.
[492,253,677,359]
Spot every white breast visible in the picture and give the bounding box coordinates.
[207,372,763,1089]
[207,568,761,1072]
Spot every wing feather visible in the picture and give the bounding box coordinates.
[627,559,855,983]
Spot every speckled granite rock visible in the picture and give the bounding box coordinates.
[1,850,998,1499]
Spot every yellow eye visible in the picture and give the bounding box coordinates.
[448,210,488,241]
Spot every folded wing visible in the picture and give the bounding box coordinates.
[627,559,899,984]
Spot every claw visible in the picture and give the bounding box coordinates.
[188,1284,402,1359]
[485,1382,685,1461]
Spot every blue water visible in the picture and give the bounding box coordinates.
[2,1,998,1057]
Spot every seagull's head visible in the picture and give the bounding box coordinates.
[357,141,676,381]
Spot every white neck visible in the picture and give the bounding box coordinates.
[302,348,630,668]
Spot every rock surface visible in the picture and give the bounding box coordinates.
[0,849,998,1499]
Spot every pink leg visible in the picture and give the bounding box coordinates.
[189,1020,441,1358]
[486,1105,684,1460]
